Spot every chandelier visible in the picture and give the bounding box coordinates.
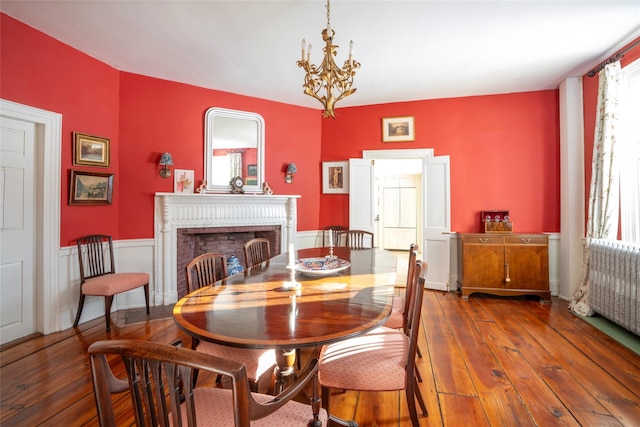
[297,0,360,119]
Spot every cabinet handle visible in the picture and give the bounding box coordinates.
[521,238,531,243]
[478,238,488,243]
[505,263,511,283]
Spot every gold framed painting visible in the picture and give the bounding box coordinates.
[382,116,415,142]
[69,170,113,205]
[73,132,110,167]
[322,161,349,194]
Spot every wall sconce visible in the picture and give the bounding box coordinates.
[285,163,297,184]
[159,152,173,178]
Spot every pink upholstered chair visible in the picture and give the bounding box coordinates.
[185,253,276,392]
[384,243,418,330]
[73,235,149,333]
[89,339,327,426]
[318,259,429,426]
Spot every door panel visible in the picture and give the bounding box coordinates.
[1,117,36,344]
[348,159,375,234]
[423,156,451,291]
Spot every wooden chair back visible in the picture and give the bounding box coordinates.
[337,230,374,249]
[89,339,323,427]
[403,243,419,328]
[243,238,271,269]
[185,253,228,292]
[77,234,116,281]
[322,225,345,247]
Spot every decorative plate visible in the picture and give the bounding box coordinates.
[295,257,351,276]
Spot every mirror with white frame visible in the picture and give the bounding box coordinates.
[204,107,265,193]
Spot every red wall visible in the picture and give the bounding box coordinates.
[320,92,561,233]
[2,13,563,245]
[1,14,121,244]
[1,14,321,244]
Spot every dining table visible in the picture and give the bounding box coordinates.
[173,246,399,392]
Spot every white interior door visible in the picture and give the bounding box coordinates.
[349,158,375,235]
[423,156,451,291]
[1,116,36,344]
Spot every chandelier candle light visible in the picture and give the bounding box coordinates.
[297,0,360,119]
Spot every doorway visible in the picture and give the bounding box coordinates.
[0,99,61,344]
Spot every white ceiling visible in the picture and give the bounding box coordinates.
[2,1,640,110]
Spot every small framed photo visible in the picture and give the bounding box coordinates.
[174,169,195,193]
[247,164,257,176]
[322,161,349,194]
[73,132,110,167]
[245,178,258,186]
[382,116,415,142]
[69,170,113,205]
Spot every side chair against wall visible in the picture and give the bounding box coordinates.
[243,238,271,269]
[318,259,429,426]
[73,234,149,333]
[336,230,374,249]
[321,225,345,247]
[88,339,327,427]
[185,253,276,392]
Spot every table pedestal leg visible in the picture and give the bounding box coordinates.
[273,348,296,394]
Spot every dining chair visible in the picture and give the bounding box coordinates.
[243,238,272,269]
[321,225,345,247]
[185,252,228,291]
[185,253,276,392]
[336,230,374,249]
[73,234,149,333]
[88,339,326,427]
[318,259,428,426]
[384,243,418,330]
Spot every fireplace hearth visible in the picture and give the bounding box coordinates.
[154,193,299,304]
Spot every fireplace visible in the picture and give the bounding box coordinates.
[154,193,299,304]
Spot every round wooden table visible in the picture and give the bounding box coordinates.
[173,246,398,390]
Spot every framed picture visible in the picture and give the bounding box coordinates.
[69,170,113,205]
[73,132,110,167]
[247,164,257,176]
[322,161,349,194]
[245,178,258,186]
[382,116,415,142]
[174,169,195,193]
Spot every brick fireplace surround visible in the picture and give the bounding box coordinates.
[154,193,299,304]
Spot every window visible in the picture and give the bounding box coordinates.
[620,58,640,243]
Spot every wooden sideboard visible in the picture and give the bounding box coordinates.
[457,233,551,301]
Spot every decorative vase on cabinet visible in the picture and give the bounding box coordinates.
[457,233,551,301]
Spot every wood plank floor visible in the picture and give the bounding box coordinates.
[1,293,639,426]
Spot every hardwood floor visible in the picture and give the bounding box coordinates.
[1,293,639,426]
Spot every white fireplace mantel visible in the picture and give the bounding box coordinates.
[154,193,300,304]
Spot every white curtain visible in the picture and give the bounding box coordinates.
[569,61,622,316]
[228,152,242,179]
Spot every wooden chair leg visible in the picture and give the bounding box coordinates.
[104,295,114,333]
[143,284,150,315]
[414,381,428,417]
[73,293,86,327]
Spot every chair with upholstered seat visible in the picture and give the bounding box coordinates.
[185,253,276,392]
[186,252,228,291]
[88,339,326,427]
[319,259,428,426]
[336,230,374,249]
[384,243,418,330]
[321,225,345,247]
[243,238,272,269]
[73,234,149,333]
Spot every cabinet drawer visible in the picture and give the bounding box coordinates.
[462,235,503,245]
[505,235,547,245]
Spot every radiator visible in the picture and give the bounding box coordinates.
[589,239,640,335]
